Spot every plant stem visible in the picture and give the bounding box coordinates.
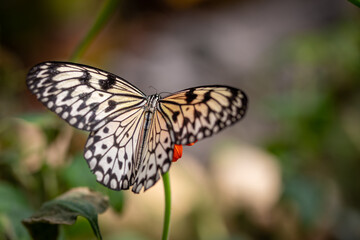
[162,172,171,240]
[70,0,120,62]
[66,2,119,240]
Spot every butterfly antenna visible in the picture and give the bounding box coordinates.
[148,86,158,94]
[159,91,172,97]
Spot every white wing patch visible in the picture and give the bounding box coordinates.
[84,107,145,190]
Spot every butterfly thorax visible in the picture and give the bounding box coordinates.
[145,94,161,112]
[134,94,161,173]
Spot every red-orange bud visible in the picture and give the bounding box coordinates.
[172,141,197,162]
[172,144,183,162]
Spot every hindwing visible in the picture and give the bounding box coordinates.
[84,107,145,190]
[132,110,175,193]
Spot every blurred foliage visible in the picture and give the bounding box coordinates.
[1,0,360,240]
[348,0,360,8]
[0,114,125,239]
[262,20,360,238]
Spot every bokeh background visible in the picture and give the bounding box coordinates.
[1,0,360,239]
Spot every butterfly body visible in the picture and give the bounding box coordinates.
[135,94,162,173]
[27,61,247,193]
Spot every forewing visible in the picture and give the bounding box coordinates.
[26,61,147,131]
[159,86,247,145]
[132,110,175,193]
[84,107,145,190]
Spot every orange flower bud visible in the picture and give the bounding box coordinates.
[172,141,197,162]
[172,144,183,162]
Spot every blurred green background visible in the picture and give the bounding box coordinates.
[1,0,360,239]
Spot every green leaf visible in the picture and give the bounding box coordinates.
[348,0,360,8]
[60,154,99,189]
[0,183,32,240]
[106,189,125,213]
[22,187,109,240]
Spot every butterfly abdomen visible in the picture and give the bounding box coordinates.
[134,94,162,172]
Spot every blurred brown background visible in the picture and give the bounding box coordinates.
[1,0,360,239]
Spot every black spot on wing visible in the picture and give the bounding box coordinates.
[185,88,197,103]
[79,71,91,84]
[48,65,59,75]
[202,90,212,103]
[230,87,239,97]
[93,135,101,142]
[105,100,116,112]
[195,109,202,117]
[48,86,58,94]
[172,111,180,122]
[77,102,88,111]
[99,74,116,90]
[119,161,123,169]
[79,92,91,100]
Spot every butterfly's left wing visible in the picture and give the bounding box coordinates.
[26,61,149,191]
[26,61,147,132]
[159,85,247,145]
[84,106,146,190]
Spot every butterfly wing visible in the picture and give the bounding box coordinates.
[27,61,148,191]
[26,61,147,131]
[159,85,247,145]
[84,107,146,190]
[132,110,175,193]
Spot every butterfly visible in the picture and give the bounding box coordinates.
[26,61,248,193]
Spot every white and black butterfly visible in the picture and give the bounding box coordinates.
[26,61,247,193]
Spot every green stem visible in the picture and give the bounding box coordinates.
[69,0,120,62]
[162,172,171,240]
[65,2,119,240]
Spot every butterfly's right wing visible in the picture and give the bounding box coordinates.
[131,110,175,193]
[159,85,247,145]
[26,61,147,132]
